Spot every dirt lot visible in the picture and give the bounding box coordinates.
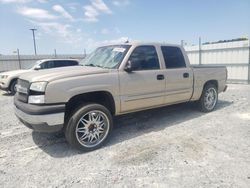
[0,84,250,187]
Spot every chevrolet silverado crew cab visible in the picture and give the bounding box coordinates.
[14,42,227,151]
[0,59,79,94]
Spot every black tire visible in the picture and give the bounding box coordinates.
[198,83,218,112]
[64,103,113,151]
[9,80,17,95]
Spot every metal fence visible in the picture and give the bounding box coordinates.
[0,54,85,72]
[184,39,250,84]
[1,40,250,84]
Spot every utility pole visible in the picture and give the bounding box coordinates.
[13,48,21,69]
[199,37,202,65]
[84,49,86,58]
[248,43,250,84]
[17,48,21,69]
[54,49,57,58]
[30,28,37,55]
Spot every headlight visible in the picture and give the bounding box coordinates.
[30,82,48,92]
[28,95,45,104]
[0,75,8,79]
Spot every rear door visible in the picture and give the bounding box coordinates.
[119,45,166,112]
[161,46,193,103]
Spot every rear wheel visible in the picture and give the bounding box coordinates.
[198,83,218,112]
[64,103,113,151]
[10,80,17,95]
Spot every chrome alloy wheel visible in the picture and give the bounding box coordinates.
[204,88,217,110]
[75,110,110,148]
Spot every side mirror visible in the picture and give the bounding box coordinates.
[34,65,41,70]
[124,60,133,73]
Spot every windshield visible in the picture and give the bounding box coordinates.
[81,45,131,69]
[25,60,40,70]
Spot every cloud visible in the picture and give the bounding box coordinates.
[52,4,74,21]
[0,0,47,3]
[17,6,57,20]
[87,37,129,49]
[37,0,47,3]
[112,0,130,6]
[92,0,112,14]
[97,37,129,45]
[100,27,121,35]
[0,0,30,3]
[30,21,84,45]
[84,5,99,22]
[67,2,79,12]
[83,0,112,22]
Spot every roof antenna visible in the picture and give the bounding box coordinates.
[124,38,129,43]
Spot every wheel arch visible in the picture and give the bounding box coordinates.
[8,77,18,91]
[65,91,116,121]
[203,80,218,90]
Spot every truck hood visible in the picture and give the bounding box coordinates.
[19,66,110,82]
[0,69,32,77]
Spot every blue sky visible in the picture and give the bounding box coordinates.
[0,0,249,55]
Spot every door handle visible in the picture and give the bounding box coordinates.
[157,74,165,80]
[183,73,189,78]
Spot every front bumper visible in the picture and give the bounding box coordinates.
[14,98,65,132]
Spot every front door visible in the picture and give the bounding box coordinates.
[119,45,166,112]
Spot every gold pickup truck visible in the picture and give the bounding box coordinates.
[14,42,227,151]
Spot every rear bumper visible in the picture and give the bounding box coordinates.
[14,98,65,132]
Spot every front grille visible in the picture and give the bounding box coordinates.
[16,79,30,103]
[18,79,30,89]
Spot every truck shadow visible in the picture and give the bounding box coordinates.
[1,92,13,96]
[31,100,232,157]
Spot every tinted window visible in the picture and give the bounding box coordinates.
[128,46,160,71]
[68,60,78,66]
[54,60,78,67]
[41,61,54,69]
[54,60,66,67]
[161,46,186,68]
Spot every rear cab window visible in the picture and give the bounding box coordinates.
[161,46,186,68]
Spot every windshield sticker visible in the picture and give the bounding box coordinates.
[113,47,126,53]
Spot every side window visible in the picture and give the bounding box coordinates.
[68,60,78,66]
[41,61,54,69]
[54,60,65,67]
[128,46,160,71]
[161,46,186,68]
[53,60,78,67]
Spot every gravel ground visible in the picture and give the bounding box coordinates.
[0,84,250,188]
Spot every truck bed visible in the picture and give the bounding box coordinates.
[190,65,227,101]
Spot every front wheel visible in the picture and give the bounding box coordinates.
[64,103,113,151]
[10,80,17,95]
[198,83,218,112]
